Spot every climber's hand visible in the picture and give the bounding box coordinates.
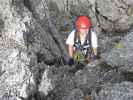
[68,58,74,66]
[91,55,97,61]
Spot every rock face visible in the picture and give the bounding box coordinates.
[44,0,133,32]
[0,49,31,98]
[95,82,133,100]
[38,67,53,96]
[102,31,133,72]
[96,0,133,32]
[0,0,133,100]
[65,88,84,100]
[0,0,34,99]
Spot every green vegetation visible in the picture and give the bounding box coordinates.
[115,41,124,49]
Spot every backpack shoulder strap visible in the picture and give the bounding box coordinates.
[89,28,92,48]
[74,29,77,43]
[74,29,80,43]
[86,28,92,48]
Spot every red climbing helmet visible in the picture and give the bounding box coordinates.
[75,16,91,29]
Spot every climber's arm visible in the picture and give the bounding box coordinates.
[68,45,74,58]
[92,47,97,56]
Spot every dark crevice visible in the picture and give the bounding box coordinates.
[99,61,113,72]
[95,2,106,32]
[36,52,65,66]
[95,5,114,24]
[24,0,67,57]
[47,22,67,57]
[23,0,33,12]
[26,92,46,100]
[36,52,56,65]
[0,18,4,33]
[48,30,64,56]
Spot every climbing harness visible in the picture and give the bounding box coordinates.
[73,29,92,63]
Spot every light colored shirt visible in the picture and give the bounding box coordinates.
[66,29,98,48]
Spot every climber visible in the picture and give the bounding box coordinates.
[66,15,98,65]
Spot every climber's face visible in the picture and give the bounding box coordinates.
[78,28,89,34]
